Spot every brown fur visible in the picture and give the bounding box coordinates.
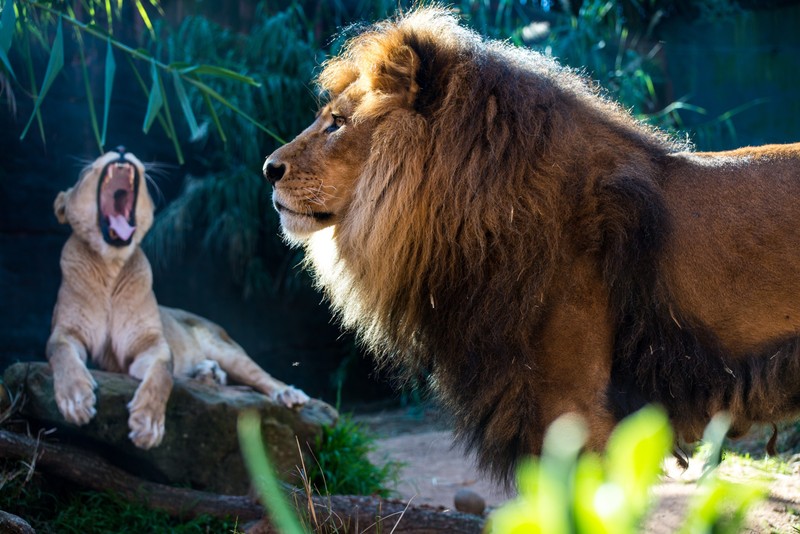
[49,151,308,449]
[265,7,800,481]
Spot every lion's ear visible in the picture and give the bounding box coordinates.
[372,45,420,105]
[54,190,69,224]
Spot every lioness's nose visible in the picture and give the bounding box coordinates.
[264,159,287,184]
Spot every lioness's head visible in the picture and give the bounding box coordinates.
[263,10,454,242]
[55,148,153,257]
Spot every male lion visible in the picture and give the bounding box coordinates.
[264,8,800,480]
[49,148,308,449]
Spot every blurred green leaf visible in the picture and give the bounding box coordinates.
[76,29,101,153]
[0,0,16,78]
[237,411,304,534]
[181,64,261,86]
[0,47,12,79]
[142,59,162,134]
[134,0,155,39]
[573,453,627,534]
[700,411,731,479]
[171,71,200,141]
[0,0,15,52]
[679,476,766,534]
[21,17,64,140]
[201,88,226,144]
[102,37,115,147]
[186,76,285,144]
[606,405,672,515]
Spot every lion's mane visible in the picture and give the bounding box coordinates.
[304,8,800,480]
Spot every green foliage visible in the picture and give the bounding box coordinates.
[142,164,304,298]
[305,414,401,498]
[150,3,320,165]
[1,0,266,161]
[487,406,767,534]
[0,462,242,533]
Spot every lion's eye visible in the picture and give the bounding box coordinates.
[325,114,346,134]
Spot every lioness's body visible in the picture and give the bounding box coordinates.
[264,7,800,480]
[49,150,307,449]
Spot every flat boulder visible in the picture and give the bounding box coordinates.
[3,362,338,495]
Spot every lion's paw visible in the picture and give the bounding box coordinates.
[273,385,310,408]
[54,367,98,426]
[127,390,166,449]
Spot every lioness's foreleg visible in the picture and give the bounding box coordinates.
[204,338,309,407]
[126,340,173,449]
[47,329,97,426]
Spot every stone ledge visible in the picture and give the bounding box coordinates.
[3,361,338,495]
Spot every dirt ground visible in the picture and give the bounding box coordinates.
[356,407,800,533]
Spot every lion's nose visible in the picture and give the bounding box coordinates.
[264,160,287,184]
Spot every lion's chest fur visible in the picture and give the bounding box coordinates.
[55,237,163,372]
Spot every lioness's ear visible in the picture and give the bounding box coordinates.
[372,45,420,105]
[54,190,69,224]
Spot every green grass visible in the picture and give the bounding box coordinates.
[0,461,243,534]
[305,414,402,498]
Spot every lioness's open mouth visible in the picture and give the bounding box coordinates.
[97,156,139,247]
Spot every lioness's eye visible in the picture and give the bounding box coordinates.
[325,114,346,134]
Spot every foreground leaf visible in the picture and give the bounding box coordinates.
[21,17,64,140]
[238,411,304,534]
[142,59,162,133]
[102,37,116,146]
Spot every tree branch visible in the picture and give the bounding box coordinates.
[0,429,485,533]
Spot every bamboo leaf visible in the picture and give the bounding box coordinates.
[22,25,44,143]
[134,0,155,39]
[0,0,15,52]
[142,59,162,134]
[127,54,182,163]
[157,69,184,164]
[102,37,115,146]
[201,88,226,144]
[76,29,102,153]
[0,47,13,80]
[186,77,285,144]
[182,64,261,86]
[20,18,64,140]
[171,71,200,141]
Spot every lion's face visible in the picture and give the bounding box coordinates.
[264,86,374,241]
[54,150,153,258]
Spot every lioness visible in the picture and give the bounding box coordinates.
[48,148,308,449]
[264,7,800,480]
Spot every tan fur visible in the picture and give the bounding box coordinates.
[265,7,800,480]
[49,151,308,449]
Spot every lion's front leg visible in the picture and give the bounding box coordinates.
[126,341,173,449]
[47,330,97,426]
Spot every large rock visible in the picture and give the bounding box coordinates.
[3,362,338,495]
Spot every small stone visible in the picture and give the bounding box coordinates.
[454,488,486,516]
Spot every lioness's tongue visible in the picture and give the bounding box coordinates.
[108,214,136,241]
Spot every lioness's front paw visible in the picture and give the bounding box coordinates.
[127,390,166,449]
[127,405,165,449]
[54,369,98,426]
[274,386,310,408]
